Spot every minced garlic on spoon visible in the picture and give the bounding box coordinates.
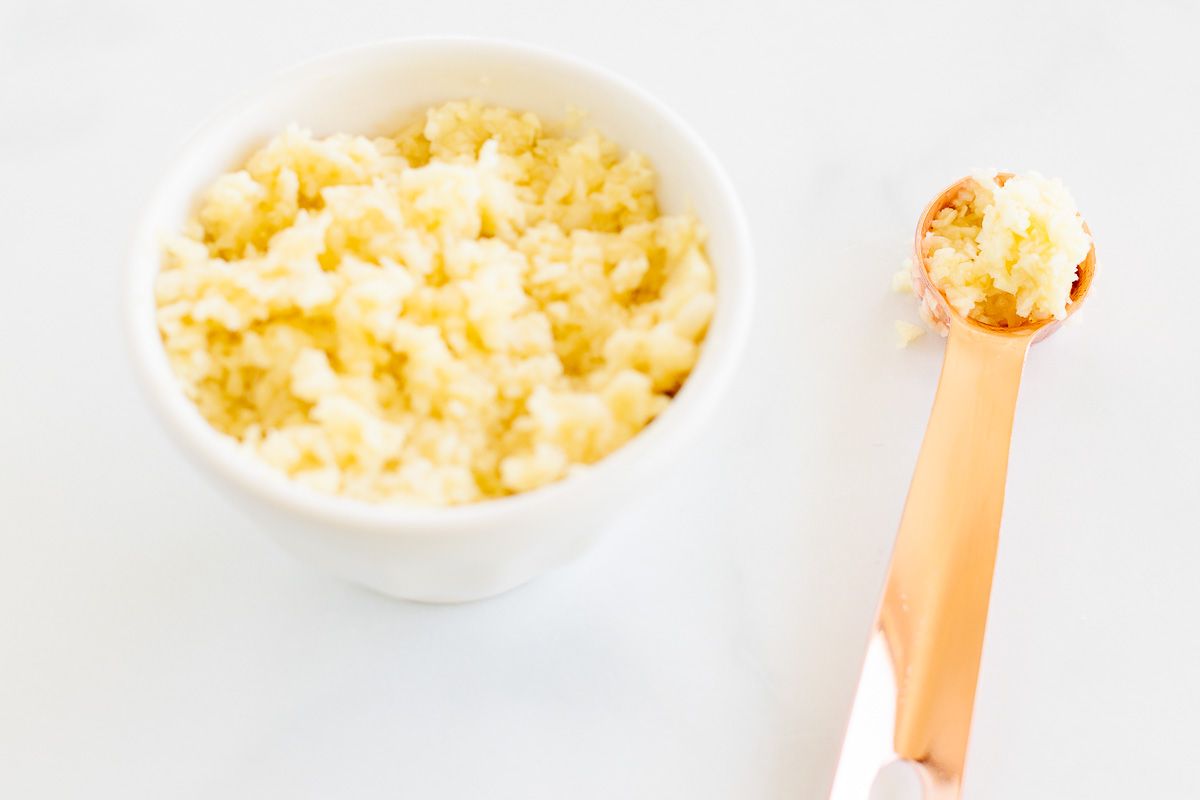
[919,171,1091,328]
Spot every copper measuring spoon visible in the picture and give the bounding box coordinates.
[829,174,1096,800]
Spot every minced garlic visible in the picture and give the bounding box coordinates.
[894,320,925,347]
[156,101,716,505]
[921,171,1090,327]
[892,259,915,295]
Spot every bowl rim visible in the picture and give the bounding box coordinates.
[124,35,754,532]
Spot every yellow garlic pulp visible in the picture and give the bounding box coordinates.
[922,171,1090,327]
[156,101,716,505]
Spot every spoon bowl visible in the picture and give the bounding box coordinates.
[911,172,1096,342]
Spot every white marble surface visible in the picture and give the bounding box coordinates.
[2,2,1198,798]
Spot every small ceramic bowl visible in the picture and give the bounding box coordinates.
[125,37,754,603]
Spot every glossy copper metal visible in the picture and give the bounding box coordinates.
[829,174,1096,800]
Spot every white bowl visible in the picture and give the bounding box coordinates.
[125,37,754,603]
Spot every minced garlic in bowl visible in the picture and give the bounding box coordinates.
[918,171,1091,328]
[155,101,716,506]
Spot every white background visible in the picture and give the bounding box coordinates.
[2,1,1198,798]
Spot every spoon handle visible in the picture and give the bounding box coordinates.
[831,319,1033,799]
